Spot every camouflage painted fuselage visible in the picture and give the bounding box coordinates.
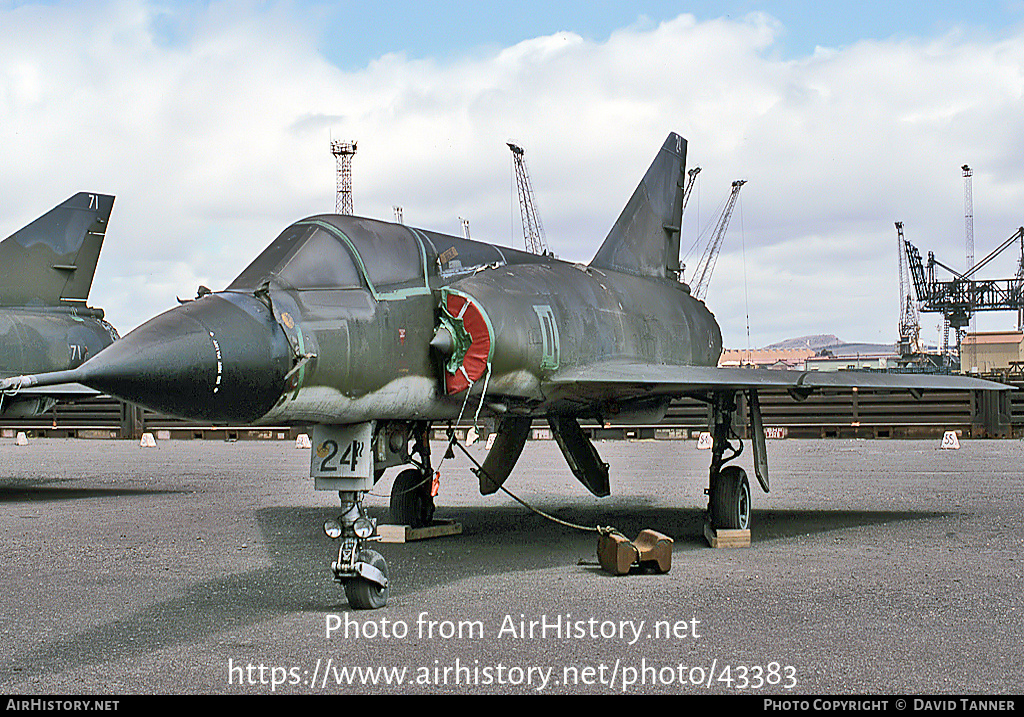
[0,307,117,417]
[41,209,720,428]
[0,306,117,377]
[246,216,722,425]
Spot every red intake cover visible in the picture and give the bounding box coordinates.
[444,293,491,394]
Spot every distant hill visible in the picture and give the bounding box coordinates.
[762,334,842,351]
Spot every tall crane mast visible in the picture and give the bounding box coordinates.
[963,165,975,272]
[691,180,746,300]
[962,165,976,371]
[895,222,922,358]
[508,142,549,255]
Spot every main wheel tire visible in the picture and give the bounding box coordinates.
[344,549,389,610]
[389,468,435,528]
[709,465,751,530]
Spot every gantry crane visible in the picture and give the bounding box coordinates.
[901,224,1024,366]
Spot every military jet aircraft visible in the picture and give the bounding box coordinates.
[0,193,119,417]
[0,136,1007,608]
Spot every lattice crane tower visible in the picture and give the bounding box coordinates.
[508,142,548,255]
[895,222,921,357]
[963,165,974,272]
[963,164,976,370]
[691,180,746,300]
[331,140,358,215]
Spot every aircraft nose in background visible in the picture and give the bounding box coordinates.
[76,293,292,423]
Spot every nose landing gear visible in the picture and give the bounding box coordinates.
[312,423,392,609]
[324,493,389,610]
[312,420,436,609]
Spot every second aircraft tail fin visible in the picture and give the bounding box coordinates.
[0,193,115,307]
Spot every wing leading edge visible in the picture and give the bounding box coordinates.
[548,362,1011,397]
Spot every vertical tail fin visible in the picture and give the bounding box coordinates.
[589,133,687,281]
[0,193,115,306]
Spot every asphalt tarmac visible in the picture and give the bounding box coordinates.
[0,435,1021,695]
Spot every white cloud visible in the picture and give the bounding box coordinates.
[1,2,1022,349]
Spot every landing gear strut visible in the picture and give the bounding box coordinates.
[313,421,439,609]
[705,391,754,530]
[313,422,392,609]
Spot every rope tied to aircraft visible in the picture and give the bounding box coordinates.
[372,379,635,553]
[449,433,673,575]
[447,432,609,535]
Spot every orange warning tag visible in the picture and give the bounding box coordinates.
[431,470,440,497]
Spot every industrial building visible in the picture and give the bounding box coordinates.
[960,331,1024,374]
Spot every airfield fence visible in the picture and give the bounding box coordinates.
[3,375,1023,441]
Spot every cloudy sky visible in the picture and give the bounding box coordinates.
[2,1,1024,350]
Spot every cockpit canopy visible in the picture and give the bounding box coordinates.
[228,214,550,296]
[228,217,426,294]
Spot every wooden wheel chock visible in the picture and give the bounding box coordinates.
[597,529,673,575]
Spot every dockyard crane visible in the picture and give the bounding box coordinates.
[690,180,746,300]
[682,166,701,216]
[508,142,549,255]
[901,224,1024,367]
[895,222,923,359]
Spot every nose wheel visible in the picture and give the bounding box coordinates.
[343,548,390,610]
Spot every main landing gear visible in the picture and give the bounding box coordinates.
[388,425,436,529]
[709,465,751,530]
[704,390,767,531]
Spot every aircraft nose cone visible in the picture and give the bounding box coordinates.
[78,293,291,423]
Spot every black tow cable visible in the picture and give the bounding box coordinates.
[448,432,623,538]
